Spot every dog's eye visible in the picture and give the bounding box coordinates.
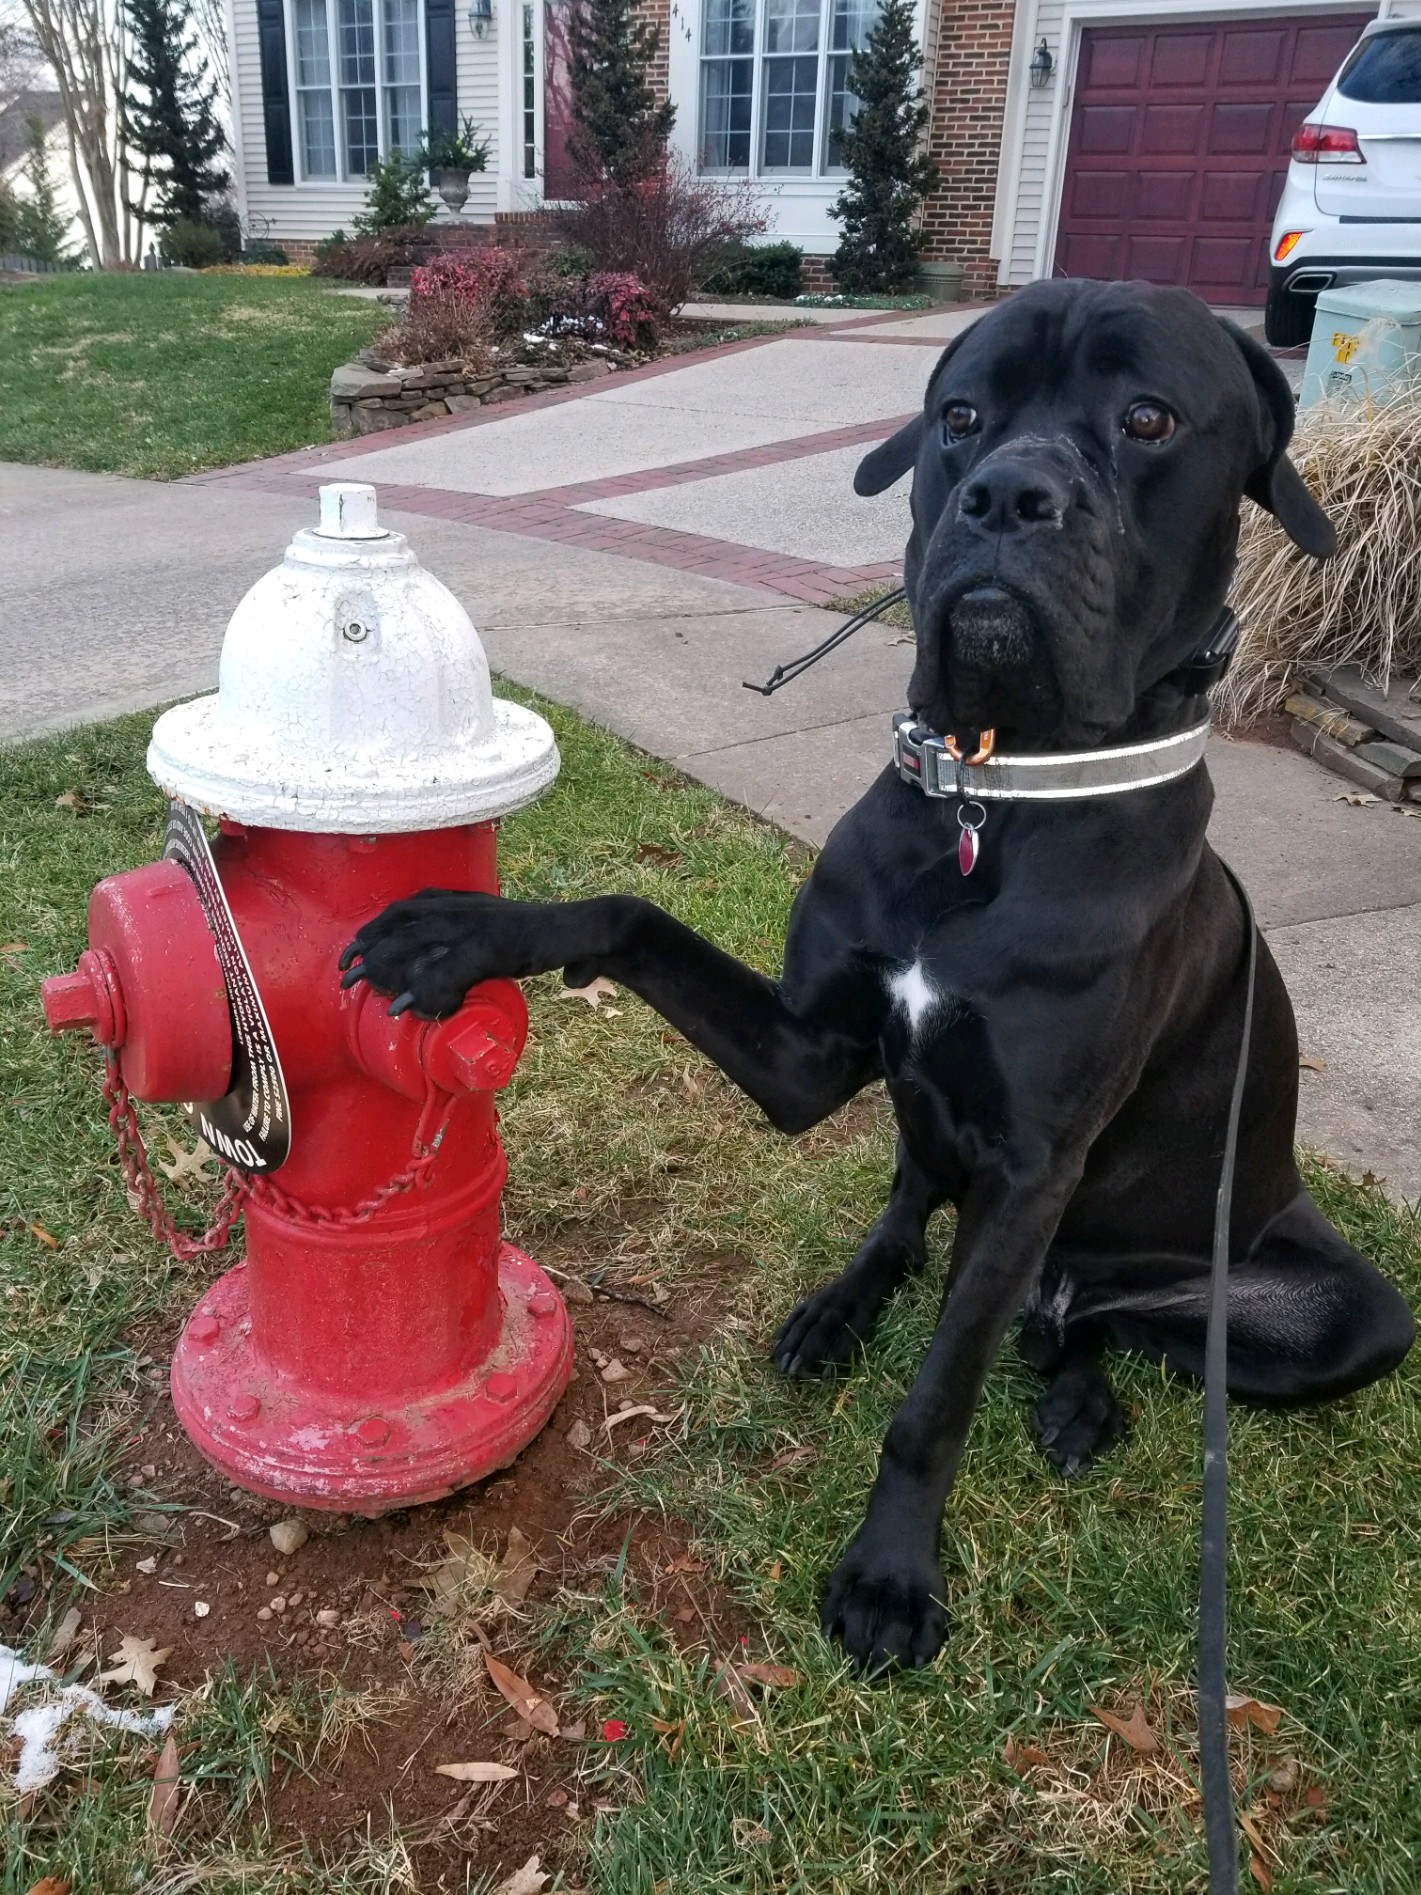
[1123,401,1175,444]
[942,403,979,443]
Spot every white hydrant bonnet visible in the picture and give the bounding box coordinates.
[148,483,559,832]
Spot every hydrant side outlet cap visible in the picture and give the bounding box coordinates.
[147,485,559,833]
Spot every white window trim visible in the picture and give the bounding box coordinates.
[284,0,431,186]
[698,0,863,180]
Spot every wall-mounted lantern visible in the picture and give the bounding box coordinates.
[468,0,493,38]
[1029,37,1055,88]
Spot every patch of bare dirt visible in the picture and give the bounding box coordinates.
[12,1246,755,1887]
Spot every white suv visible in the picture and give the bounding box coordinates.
[1266,18,1421,346]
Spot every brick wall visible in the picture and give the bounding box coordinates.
[634,0,672,107]
[919,0,1016,298]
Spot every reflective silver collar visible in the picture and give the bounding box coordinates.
[892,713,1212,801]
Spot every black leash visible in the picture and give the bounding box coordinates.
[1200,864,1257,1895]
[743,586,909,696]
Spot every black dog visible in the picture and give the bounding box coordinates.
[341,279,1414,1672]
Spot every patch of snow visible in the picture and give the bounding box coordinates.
[1,1642,177,1793]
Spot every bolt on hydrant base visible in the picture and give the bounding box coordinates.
[172,1243,573,1513]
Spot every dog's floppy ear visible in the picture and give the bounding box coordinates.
[853,418,922,496]
[1220,317,1336,559]
[853,323,981,497]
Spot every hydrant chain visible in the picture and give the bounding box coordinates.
[104,1056,247,1263]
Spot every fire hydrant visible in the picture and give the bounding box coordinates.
[41,482,573,1513]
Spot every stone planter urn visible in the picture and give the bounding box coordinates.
[436,169,471,214]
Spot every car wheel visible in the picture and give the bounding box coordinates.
[1264,282,1316,349]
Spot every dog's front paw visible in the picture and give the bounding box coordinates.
[771,1274,883,1378]
[820,1535,948,1673]
[340,888,507,1019]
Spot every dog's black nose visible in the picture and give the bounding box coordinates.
[958,461,1068,532]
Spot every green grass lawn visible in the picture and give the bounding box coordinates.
[0,273,388,480]
[3,701,1420,1893]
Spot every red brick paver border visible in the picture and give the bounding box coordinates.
[187,312,949,604]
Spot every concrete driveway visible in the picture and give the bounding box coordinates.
[3,299,1417,1195]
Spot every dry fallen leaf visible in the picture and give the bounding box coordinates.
[136,1556,158,1576]
[1298,1055,1326,1072]
[484,1651,559,1736]
[768,1443,816,1472]
[1333,790,1379,806]
[24,1880,71,1895]
[711,1658,759,1724]
[558,976,618,1010]
[1091,1703,1159,1754]
[28,1224,59,1251]
[494,1527,539,1605]
[54,789,84,810]
[604,1404,675,1434]
[635,841,681,868]
[48,1607,82,1662]
[1249,1856,1273,1891]
[491,1858,549,1895]
[1362,1170,1384,1189]
[435,1761,520,1783]
[666,1554,707,1575]
[423,1529,498,1615]
[1226,1694,1284,1736]
[1003,1735,1051,1773]
[101,1634,172,1697]
[736,1661,800,1690]
[156,1137,217,1186]
[147,1731,183,1837]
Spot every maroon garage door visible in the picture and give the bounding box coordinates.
[1053,15,1374,304]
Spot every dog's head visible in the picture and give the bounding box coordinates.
[855,278,1334,749]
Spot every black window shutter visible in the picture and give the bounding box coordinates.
[256,0,295,185]
[426,0,457,137]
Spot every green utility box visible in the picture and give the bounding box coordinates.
[1300,278,1421,408]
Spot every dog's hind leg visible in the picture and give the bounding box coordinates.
[772,1143,947,1379]
[1067,1192,1414,1406]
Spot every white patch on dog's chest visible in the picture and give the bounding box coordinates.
[887,960,939,1035]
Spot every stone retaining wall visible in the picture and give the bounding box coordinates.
[330,351,615,438]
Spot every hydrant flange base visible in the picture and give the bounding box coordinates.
[170,1243,573,1514]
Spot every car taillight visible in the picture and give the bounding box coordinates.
[1274,231,1305,262]
[1291,122,1365,164]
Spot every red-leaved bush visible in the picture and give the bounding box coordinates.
[585,272,662,349]
[408,247,531,337]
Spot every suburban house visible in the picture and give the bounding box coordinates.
[224,0,1418,302]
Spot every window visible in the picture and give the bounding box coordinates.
[1338,27,1421,105]
[698,0,878,177]
[522,0,537,178]
[291,0,426,181]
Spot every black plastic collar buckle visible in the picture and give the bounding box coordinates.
[1169,608,1240,697]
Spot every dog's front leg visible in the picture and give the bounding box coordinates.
[342,889,880,1134]
[821,1146,1083,1671]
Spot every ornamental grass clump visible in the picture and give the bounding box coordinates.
[1218,392,1421,727]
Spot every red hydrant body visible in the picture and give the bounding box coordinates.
[42,483,572,1513]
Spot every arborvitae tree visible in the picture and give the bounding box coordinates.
[567,0,676,186]
[16,115,74,262]
[828,0,938,294]
[122,0,229,227]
